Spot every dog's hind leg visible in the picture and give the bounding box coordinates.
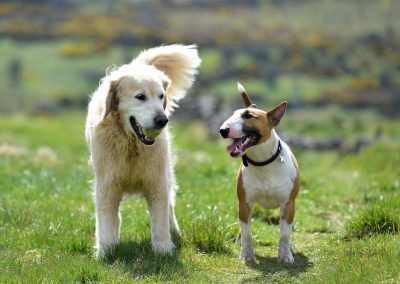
[94,182,122,258]
[167,168,180,235]
[146,187,175,254]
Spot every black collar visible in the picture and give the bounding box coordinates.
[242,140,282,167]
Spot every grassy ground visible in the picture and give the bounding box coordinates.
[0,112,399,283]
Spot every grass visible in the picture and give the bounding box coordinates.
[0,111,399,283]
[346,199,400,239]
[0,1,399,282]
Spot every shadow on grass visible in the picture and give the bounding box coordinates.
[245,252,313,281]
[103,235,185,280]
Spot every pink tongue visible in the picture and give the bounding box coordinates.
[227,138,244,153]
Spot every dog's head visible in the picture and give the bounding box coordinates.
[101,45,201,146]
[219,82,287,157]
[103,64,171,146]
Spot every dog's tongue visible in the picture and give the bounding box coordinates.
[227,138,244,154]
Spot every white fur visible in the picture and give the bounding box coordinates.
[239,220,256,261]
[237,82,246,94]
[219,109,245,139]
[85,45,200,257]
[278,219,294,263]
[240,130,297,263]
[242,130,297,207]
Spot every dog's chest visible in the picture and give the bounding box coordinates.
[242,161,295,209]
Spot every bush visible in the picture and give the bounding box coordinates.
[60,42,95,57]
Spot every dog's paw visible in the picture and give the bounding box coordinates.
[240,250,256,262]
[278,252,294,264]
[95,243,115,259]
[151,240,175,254]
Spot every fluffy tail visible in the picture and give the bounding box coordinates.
[135,44,201,112]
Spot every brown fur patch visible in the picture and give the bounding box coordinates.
[289,153,300,200]
[103,78,124,120]
[163,97,167,110]
[267,101,287,127]
[240,102,287,145]
[237,166,250,223]
[162,78,171,91]
[240,90,253,108]
[283,154,300,224]
[242,108,272,144]
[163,77,171,110]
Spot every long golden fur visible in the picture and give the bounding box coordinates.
[85,44,200,257]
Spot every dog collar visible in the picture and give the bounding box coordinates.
[242,140,282,167]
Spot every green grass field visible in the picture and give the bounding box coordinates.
[1,112,399,283]
[1,0,399,282]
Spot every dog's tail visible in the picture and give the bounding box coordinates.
[135,44,201,112]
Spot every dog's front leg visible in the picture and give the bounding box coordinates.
[95,181,122,258]
[278,201,295,263]
[238,201,255,261]
[146,187,175,254]
[237,169,255,261]
[168,179,180,235]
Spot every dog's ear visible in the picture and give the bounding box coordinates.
[135,45,201,113]
[237,82,256,108]
[162,76,171,110]
[103,79,121,120]
[163,77,171,91]
[267,101,287,127]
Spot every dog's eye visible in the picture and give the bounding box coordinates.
[135,94,146,101]
[244,112,253,119]
[159,94,165,100]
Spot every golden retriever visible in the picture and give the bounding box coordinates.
[85,45,201,257]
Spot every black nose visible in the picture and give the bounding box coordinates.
[220,128,230,138]
[154,113,169,128]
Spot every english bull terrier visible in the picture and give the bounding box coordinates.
[219,83,300,263]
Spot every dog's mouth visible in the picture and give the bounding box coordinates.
[226,134,260,157]
[129,116,155,146]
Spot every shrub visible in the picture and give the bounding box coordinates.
[60,42,95,57]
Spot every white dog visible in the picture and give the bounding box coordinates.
[85,45,201,257]
[219,83,299,263]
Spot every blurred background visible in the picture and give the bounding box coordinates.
[0,0,399,148]
[1,2,400,281]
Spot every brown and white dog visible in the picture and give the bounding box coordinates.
[86,45,200,257]
[219,83,300,263]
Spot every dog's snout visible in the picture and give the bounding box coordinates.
[154,113,169,128]
[220,128,230,138]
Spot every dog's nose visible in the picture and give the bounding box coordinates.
[154,113,169,128]
[219,128,230,138]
